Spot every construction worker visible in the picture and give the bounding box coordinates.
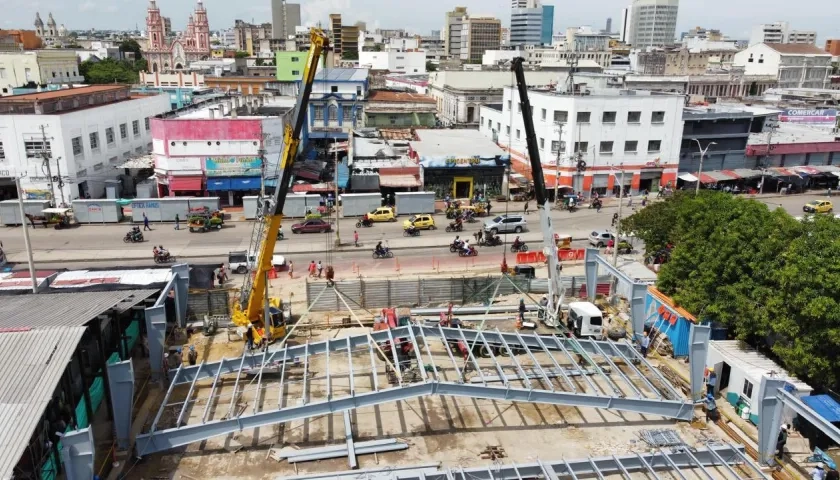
[518,298,526,322]
[640,331,651,358]
[813,464,827,480]
[187,345,197,365]
[539,295,549,321]
[777,424,789,458]
[704,393,719,423]
[173,347,183,366]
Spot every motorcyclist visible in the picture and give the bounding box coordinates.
[513,236,522,249]
[406,222,418,235]
[452,235,462,249]
[454,216,463,229]
[462,238,471,255]
[157,245,169,259]
[375,241,385,255]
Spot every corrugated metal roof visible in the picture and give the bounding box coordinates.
[0,289,158,328]
[314,68,369,82]
[710,340,812,392]
[0,326,87,480]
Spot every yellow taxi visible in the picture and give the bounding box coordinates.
[367,207,397,222]
[803,200,833,214]
[403,214,436,230]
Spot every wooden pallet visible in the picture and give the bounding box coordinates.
[480,446,506,460]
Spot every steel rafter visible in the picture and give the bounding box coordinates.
[275,444,765,480]
[136,326,692,456]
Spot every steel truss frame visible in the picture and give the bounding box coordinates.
[275,443,767,480]
[136,326,691,456]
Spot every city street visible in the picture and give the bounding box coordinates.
[0,192,828,270]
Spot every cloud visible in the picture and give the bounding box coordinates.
[105,5,118,13]
[301,0,351,27]
[78,0,96,12]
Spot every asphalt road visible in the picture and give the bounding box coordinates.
[0,193,828,270]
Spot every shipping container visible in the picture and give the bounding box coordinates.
[72,199,124,223]
[340,193,381,217]
[242,196,262,220]
[104,180,123,199]
[395,192,435,215]
[283,194,321,217]
[131,198,188,222]
[0,200,52,226]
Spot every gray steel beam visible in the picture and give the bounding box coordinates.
[419,328,439,381]
[257,345,271,412]
[635,452,662,480]
[59,428,95,480]
[728,443,770,480]
[303,343,310,403]
[457,327,486,384]
[144,304,166,381]
[325,342,331,400]
[571,338,622,397]
[656,448,687,480]
[278,346,289,409]
[584,248,599,302]
[344,411,356,469]
[151,364,181,433]
[176,362,202,427]
[548,335,602,395]
[591,341,642,399]
[776,386,840,453]
[386,328,403,386]
[477,330,506,386]
[226,351,247,419]
[682,446,715,480]
[367,341,380,392]
[533,333,575,392]
[203,356,225,424]
[689,324,712,403]
[705,442,744,480]
[346,338,355,395]
[612,455,633,480]
[561,461,579,480]
[495,328,531,390]
[539,460,560,480]
[172,264,190,327]
[602,341,661,400]
[438,323,463,382]
[406,324,429,382]
[514,331,552,391]
[620,339,682,400]
[106,360,134,450]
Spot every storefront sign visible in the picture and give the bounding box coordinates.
[157,156,203,171]
[419,156,509,168]
[205,157,262,177]
[88,204,102,212]
[0,169,10,177]
[24,189,51,200]
[132,201,160,209]
[779,109,838,124]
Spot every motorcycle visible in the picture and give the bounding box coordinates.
[464,211,477,223]
[445,221,464,233]
[372,248,394,259]
[153,252,176,264]
[356,218,373,228]
[449,240,464,253]
[403,227,420,237]
[589,198,602,210]
[458,246,478,257]
[123,231,144,243]
[510,243,529,253]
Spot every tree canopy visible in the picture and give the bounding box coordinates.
[622,191,840,388]
[79,58,141,84]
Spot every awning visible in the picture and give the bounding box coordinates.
[169,176,203,191]
[720,170,741,179]
[230,177,261,191]
[801,395,840,422]
[678,173,699,182]
[794,166,821,175]
[771,167,797,176]
[729,168,763,179]
[811,165,840,173]
[698,170,738,184]
[379,174,421,188]
[206,178,231,191]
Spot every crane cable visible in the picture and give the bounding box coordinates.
[322,57,335,277]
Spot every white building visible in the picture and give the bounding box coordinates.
[479,86,684,193]
[565,26,611,52]
[623,0,679,48]
[307,68,368,141]
[482,46,612,69]
[358,50,426,74]
[387,37,419,51]
[749,22,817,46]
[0,85,171,202]
[0,50,83,96]
[733,43,832,89]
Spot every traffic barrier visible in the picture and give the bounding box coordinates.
[578,283,612,297]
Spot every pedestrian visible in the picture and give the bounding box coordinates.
[173,347,183,366]
[704,393,720,423]
[288,261,294,279]
[707,369,717,396]
[640,331,651,358]
[776,424,789,458]
[245,324,255,351]
[605,238,615,254]
[611,212,619,226]
[812,464,826,480]
[143,213,151,231]
[518,298,526,322]
[524,201,529,215]
[317,260,323,278]
[596,200,602,213]
[187,345,197,365]
[354,230,359,247]
[308,260,316,278]
[174,213,180,230]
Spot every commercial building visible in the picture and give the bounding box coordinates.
[635,47,737,75]
[623,0,679,48]
[679,106,769,176]
[443,7,468,57]
[564,26,611,52]
[0,85,170,202]
[306,68,368,141]
[232,19,272,56]
[358,50,426,74]
[826,39,840,56]
[271,0,300,40]
[443,8,502,63]
[483,47,611,69]
[364,90,437,127]
[139,71,206,89]
[429,70,565,126]
[749,22,817,46]
[479,86,685,194]
[408,129,510,198]
[143,0,211,73]
[0,49,83,95]
[204,76,273,95]
[733,43,832,90]
[510,2,554,47]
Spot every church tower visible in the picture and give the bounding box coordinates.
[146,0,165,50]
[34,12,44,37]
[46,13,56,37]
[192,0,210,53]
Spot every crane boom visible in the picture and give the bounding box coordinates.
[239,29,328,323]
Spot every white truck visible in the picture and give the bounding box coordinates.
[567,301,604,339]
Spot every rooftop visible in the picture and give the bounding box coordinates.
[0,289,158,328]
[764,43,831,55]
[410,129,506,158]
[0,85,138,115]
[368,90,436,103]
[748,122,840,145]
[0,84,126,102]
[710,340,812,392]
[314,68,369,82]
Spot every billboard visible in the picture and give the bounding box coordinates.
[204,157,262,177]
[417,155,510,168]
[779,109,838,124]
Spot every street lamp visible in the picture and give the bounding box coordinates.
[692,139,717,195]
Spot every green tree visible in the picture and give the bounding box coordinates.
[79,58,139,84]
[426,61,437,72]
[341,50,359,60]
[234,51,249,58]
[119,39,143,59]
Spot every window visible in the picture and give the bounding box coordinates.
[507,100,512,111]
[24,140,51,158]
[0,141,4,159]
[574,141,588,153]
[577,112,591,123]
[343,106,353,122]
[488,119,492,128]
[145,117,151,131]
[505,126,510,136]
[516,129,521,140]
[742,380,754,399]
[77,169,87,177]
[331,86,338,93]
[602,111,617,123]
[551,140,566,153]
[105,127,115,145]
[119,123,127,139]
[628,111,641,123]
[292,70,300,75]
[328,105,338,121]
[71,136,83,157]
[624,140,638,153]
[89,132,99,150]
[553,110,568,123]
[132,120,140,136]
[651,111,665,123]
[314,106,324,120]
[539,137,545,149]
[599,141,613,153]
[356,86,362,96]
[0,68,5,79]
[541,108,546,121]
[648,140,661,152]
[291,56,300,62]
[93,163,104,171]
[481,116,484,125]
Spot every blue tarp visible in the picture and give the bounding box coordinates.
[206,178,231,191]
[230,177,261,191]
[337,160,350,189]
[802,395,840,422]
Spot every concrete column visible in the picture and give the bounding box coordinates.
[172,264,190,327]
[60,428,95,480]
[757,377,787,465]
[630,283,647,337]
[107,360,135,450]
[583,248,599,302]
[688,324,712,403]
[145,305,167,381]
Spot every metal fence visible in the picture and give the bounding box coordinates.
[186,289,232,320]
[305,275,610,312]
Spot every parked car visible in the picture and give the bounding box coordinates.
[588,230,615,248]
[367,207,397,222]
[402,214,436,230]
[483,214,526,234]
[803,200,833,214]
[228,251,286,274]
[291,219,332,234]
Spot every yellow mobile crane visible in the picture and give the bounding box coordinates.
[231,29,329,344]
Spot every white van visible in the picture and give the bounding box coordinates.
[228,251,285,274]
[567,301,604,338]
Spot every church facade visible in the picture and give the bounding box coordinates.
[143,0,210,73]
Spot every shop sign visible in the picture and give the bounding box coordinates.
[0,169,10,177]
[419,155,509,168]
[205,157,262,177]
[779,109,837,124]
[132,201,160,209]
[88,204,102,213]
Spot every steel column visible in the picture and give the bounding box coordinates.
[758,379,790,464]
[406,324,429,382]
[630,283,648,336]
[171,264,190,327]
[689,324,711,403]
[106,360,134,450]
[346,338,355,395]
[59,428,94,480]
[144,305,167,381]
[777,387,840,446]
[584,248,599,302]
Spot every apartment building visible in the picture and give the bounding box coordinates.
[623,0,679,48]
[443,8,501,63]
[479,86,684,193]
[636,48,736,75]
[750,22,816,46]
[734,43,832,89]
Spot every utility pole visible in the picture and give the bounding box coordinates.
[333,135,341,246]
[612,167,625,267]
[692,138,717,196]
[16,177,38,293]
[39,125,56,207]
[759,125,775,195]
[553,122,564,205]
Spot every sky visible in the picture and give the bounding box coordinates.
[3,0,839,43]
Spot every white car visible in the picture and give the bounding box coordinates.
[228,251,285,274]
[588,230,615,248]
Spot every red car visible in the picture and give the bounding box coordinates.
[291,219,332,234]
